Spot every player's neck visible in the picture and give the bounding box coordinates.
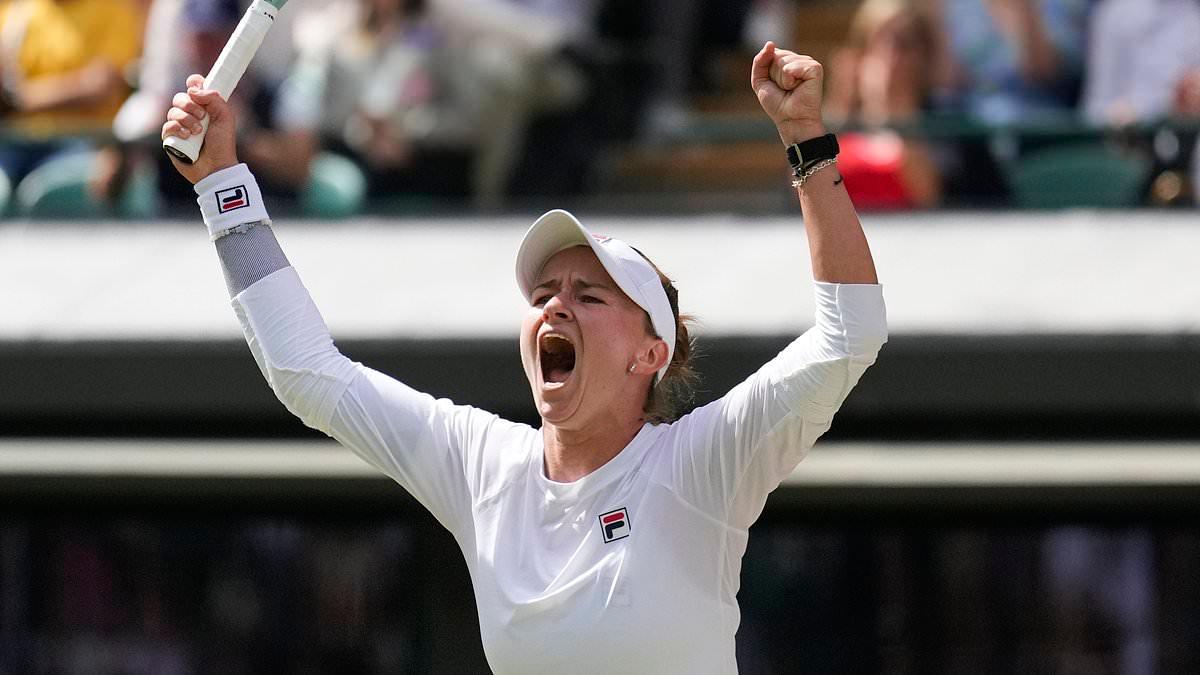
[541,415,644,484]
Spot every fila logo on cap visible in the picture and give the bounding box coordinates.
[598,507,630,543]
[591,233,612,244]
[216,185,249,213]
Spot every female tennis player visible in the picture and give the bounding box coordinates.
[163,41,886,674]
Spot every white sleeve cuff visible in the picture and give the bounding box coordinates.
[194,163,270,240]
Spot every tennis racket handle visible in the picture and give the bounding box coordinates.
[163,0,280,164]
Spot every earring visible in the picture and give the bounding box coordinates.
[628,364,636,374]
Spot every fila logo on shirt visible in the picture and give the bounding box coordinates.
[598,507,630,543]
[216,185,249,213]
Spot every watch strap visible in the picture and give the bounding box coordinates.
[786,133,840,177]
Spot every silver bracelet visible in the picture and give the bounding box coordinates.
[791,157,839,189]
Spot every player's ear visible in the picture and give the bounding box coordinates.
[634,338,669,375]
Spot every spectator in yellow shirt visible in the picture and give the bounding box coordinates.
[0,0,143,185]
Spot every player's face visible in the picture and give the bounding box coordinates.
[521,246,657,429]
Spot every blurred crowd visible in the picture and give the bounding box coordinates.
[0,0,1197,217]
[0,518,425,673]
[0,0,678,217]
[2,518,1198,673]
[825,0,1200,209]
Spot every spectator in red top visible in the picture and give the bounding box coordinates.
[825,0,941,210]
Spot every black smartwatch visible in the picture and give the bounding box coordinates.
[785,133,839,177]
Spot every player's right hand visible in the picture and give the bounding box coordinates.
[751,42,827,145]
[161,74,239,184]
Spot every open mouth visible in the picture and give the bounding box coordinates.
[539,334,576,385]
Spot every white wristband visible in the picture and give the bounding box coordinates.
[194,163,270,239]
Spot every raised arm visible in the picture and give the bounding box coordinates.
[658,45,887,528]
[160,77,502,534]
[751,42,878,285]
[161,75,352,426]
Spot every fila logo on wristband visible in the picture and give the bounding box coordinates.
[598,507,631,543]
[216,185,249,213]
[195,164,269,240]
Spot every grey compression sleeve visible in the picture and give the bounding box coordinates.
[195,163,288,296]
[213,222,291,296]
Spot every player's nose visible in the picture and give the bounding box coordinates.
[542,293,573,322]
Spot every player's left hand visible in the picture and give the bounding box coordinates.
[751,42,827,145]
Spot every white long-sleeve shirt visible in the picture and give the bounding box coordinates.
[228,260,886,674]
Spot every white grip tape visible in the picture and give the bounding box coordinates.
[205,0,278,98]
[195,163,270,240]
[163,0,279,163]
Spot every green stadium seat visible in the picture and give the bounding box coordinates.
[0,168,11,218]
[13,151,106,218]
[12,149,161,219]
[117,162,159,219]
[1007,142,1151,209]
[301,152,366,218]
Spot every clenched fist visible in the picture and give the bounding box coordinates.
[751,42,827,146]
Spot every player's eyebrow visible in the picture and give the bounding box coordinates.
[531,279,559,295]
[530,278,615,295]
[575,280,615,293]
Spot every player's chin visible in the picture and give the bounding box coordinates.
[535,382,583,425]
[537,399,578,427]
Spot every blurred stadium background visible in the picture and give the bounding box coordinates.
[2,0,1200,672]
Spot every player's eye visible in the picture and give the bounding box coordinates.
[533,294,552,307]
[580,295,603,304]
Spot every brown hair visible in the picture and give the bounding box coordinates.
[632,251,700,424]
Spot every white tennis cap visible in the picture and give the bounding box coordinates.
[516,209,676,385]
